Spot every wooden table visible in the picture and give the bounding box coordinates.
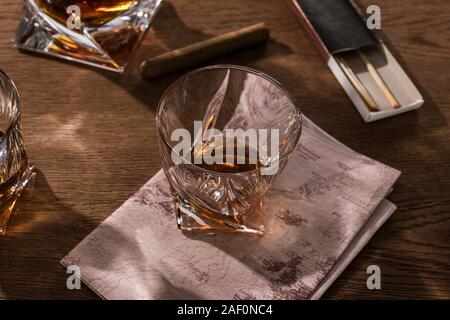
[0,0,448,299]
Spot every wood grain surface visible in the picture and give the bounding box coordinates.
[0,0,449,299]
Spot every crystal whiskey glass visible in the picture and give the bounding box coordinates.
[157,65,302,235]
[0,70,35,235]
[15,0,162,72]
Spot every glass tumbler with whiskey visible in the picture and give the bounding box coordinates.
[157,65,302,235]
[0,70,35,235]
[15,0,162,72]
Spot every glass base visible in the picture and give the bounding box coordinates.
[14,0,162,72]
[0,165,35,236]
[173,193,265,235]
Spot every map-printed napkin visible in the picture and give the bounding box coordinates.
[61,116,400,299]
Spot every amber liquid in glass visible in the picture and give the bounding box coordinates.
[35,0,138,27]
[32,0,140,69]
[0,166,28,235]
[192,141,260,173]
[179,142,266,231]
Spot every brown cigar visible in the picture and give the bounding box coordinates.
[140,23,270,79]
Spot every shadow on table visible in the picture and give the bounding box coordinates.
[179,205,347,300]
[0,168,203,300]
[95,1,294,113]
[0,169,99,299]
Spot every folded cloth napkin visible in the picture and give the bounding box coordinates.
[61,116,400,300]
